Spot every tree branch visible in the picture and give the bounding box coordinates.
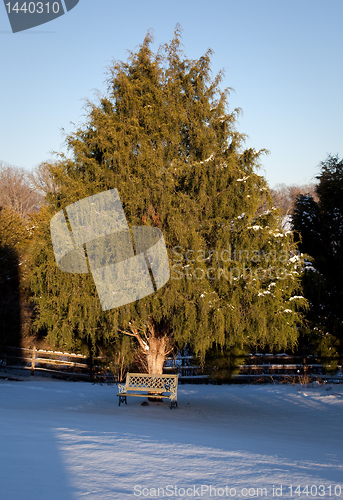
[119,328,148,353]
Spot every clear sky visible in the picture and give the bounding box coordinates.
[1,0,342,187]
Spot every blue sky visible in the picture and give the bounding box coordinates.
[1,0,342,187]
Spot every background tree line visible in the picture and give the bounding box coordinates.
[0,161,48,353]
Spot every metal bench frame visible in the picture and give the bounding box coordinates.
[117,373,179,409]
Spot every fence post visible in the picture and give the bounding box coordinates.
[89,352,94,381]
[303,356,307,379]
[31,346,36,376]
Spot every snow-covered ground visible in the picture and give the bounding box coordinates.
[1,376,343,500]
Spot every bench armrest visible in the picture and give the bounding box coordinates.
[118,384,126,394]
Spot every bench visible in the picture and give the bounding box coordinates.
[117,373,179,409]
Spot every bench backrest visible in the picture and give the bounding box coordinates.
[125,373,178,398]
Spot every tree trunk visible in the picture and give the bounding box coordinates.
[146,326,169,401]
[123,317,172,376]
[146,334,167,375]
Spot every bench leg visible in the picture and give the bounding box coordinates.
[170,400,177,409]
[118,395,127,406]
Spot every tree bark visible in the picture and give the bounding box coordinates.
[146,331,168,375]
[121,317,172,375]
[145,317,171,375]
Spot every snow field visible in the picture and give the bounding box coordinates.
[0,378,342,499]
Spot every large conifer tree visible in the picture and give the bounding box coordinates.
[29,29,304,373]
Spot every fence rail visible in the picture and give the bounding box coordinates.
[1,347,343,383]
[0,346,112,381]
[165,353,343,383]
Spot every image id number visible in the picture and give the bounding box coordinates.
[289,484,342,496]
[5,2,61,14]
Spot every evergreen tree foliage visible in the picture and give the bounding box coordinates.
[293,154,343,358]
[198,344,246,382]
[29,28,304,373]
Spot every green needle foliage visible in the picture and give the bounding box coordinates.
[29,28,305,373]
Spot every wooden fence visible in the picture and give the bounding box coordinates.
[236,354,343,383]
[165,353,343,383]
[0,346,112,381]
[1,347,343,383]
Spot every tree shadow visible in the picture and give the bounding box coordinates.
[0,380,77,499]
[0,243,22,368]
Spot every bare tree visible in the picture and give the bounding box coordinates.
[27,161,58,198]
[0,161,42,218]
[270,183,319,217]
